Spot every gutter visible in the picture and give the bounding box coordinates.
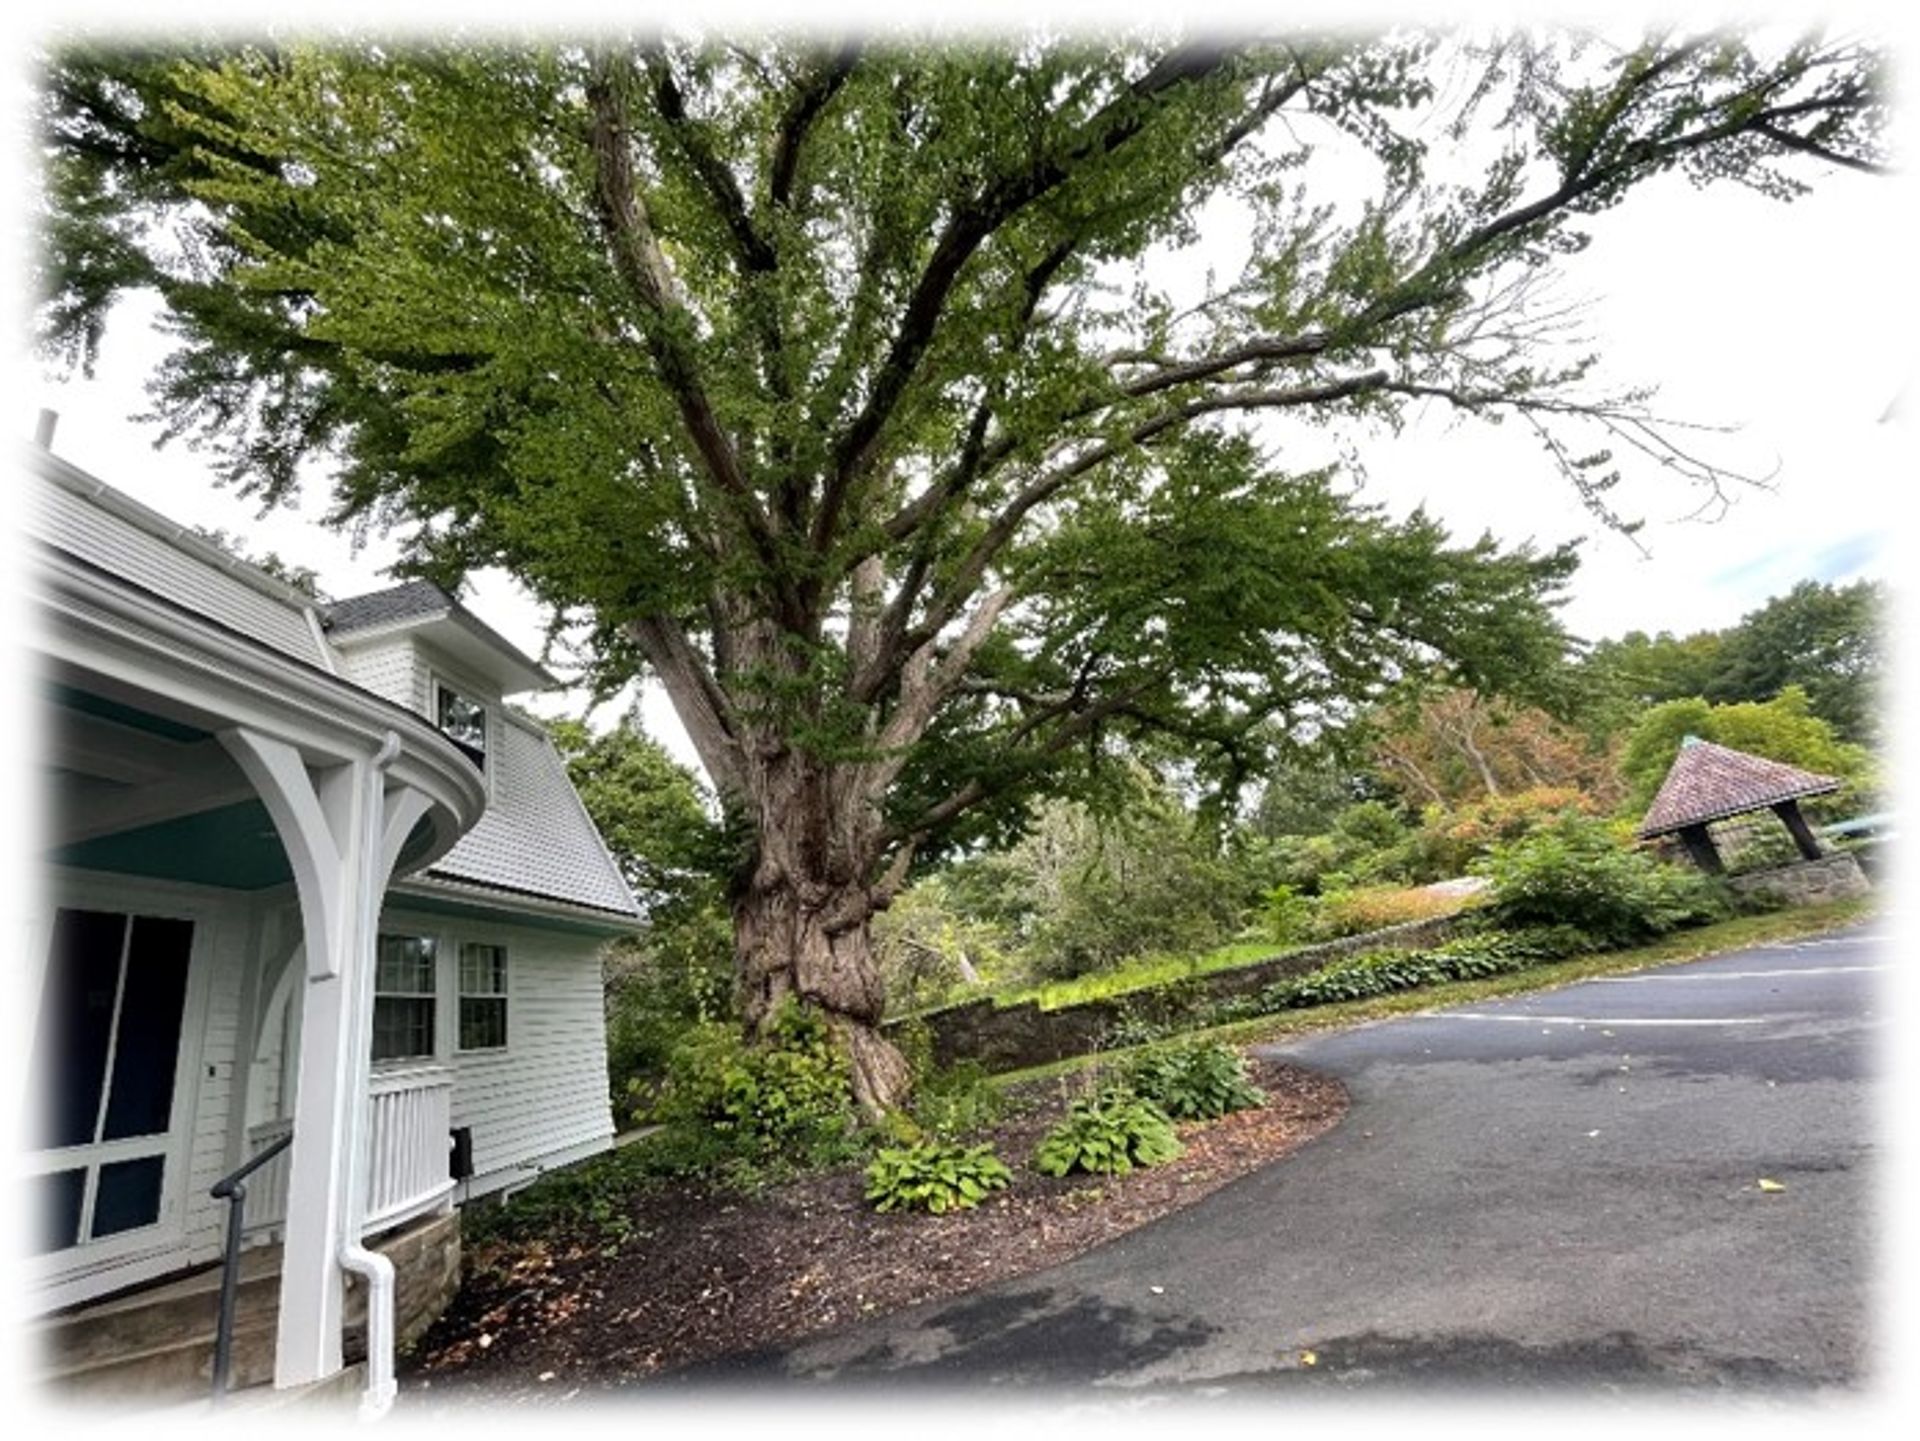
[340,729,406,1421]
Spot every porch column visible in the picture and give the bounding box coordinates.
[221,728,430,1390]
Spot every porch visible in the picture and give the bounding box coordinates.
[30,532,487,1414]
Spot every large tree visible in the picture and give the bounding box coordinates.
[36,29,1885,1112]
[1706,579,1885,744]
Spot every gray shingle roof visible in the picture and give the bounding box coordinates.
[30,448,330,668]
[427,713,641,918]
[1637,738,1841,839]
[324,580,454,633]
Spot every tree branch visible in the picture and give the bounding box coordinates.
[815,44,1233,553]
[769,41,860,210]
[624,614,747,799]
[586,50,798,617]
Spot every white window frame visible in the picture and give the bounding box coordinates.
[430,673,490,777]
[371,932,440,1065]
[456,942,510,1054]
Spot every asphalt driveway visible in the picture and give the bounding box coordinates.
[667,922,1885,1401]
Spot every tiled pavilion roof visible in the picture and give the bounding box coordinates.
[1637,737,1841,839]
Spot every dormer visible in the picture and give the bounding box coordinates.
[322,581,555,787]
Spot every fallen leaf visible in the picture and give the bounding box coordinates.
[1757,1178,1786,1193]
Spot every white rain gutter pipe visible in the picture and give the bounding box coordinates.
[341,730,405,1420]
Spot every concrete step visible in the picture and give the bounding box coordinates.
[32,1247,283,1403]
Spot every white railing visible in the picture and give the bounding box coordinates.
[238,1068,453,1240]
[241,1119,294,1236]
[363,1066,455,1233]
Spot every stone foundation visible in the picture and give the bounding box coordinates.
[1727,853,1872,908]
[344,1208,462,1359]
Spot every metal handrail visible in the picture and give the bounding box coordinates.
[208,1130,294,1402]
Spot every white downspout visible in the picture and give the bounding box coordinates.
[341,730,405,1420]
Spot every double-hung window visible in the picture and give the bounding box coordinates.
[458,943,508,1052]
[372,934,437,1062]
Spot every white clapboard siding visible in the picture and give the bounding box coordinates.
[444,925,615,1196]
[178,896,252,1271]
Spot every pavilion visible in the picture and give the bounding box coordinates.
[1636,736,1841,873]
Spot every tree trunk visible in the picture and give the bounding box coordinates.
[732,741,911,1120]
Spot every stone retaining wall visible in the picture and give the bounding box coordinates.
[891,912,1468,1074]
[1727,853,1872,909]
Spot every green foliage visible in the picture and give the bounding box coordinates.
[652,1004,861,1167]
[1406,786,1597,881]
[864,1141,1013,1214]
[873,875,1011,1016]
[1254,930,1564,1012]
[993,777,1256,983]
[1264,884,1314,944]
[1478,815,1729,947]
[605,905,735,1120]
[1573,627,1727,737]
[1706,580,1885,744]
[1621,687,1873,816]
[1034,1088,1183,1178]
[908,1059,1007,1141]
[1124,1042,1265,1120]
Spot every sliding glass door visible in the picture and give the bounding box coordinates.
[27,907,195,1256]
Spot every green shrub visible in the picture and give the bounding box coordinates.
[653,1002,859,1166]
[1264,884,1313,944]
[1478,816,1729,947]
[604,905,735,1122]
[909,1060,1006,1141]
[1125,1042,1266,1120]
[864,1141,1014,1214]
[1034,1088,1182,1177]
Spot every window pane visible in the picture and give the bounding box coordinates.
[437,688,487,755]
[101,917,193,1141]
[32,910,128,1149]
[91,1155,165,1239]
[372,996,435,1062]
[459,997,507,1051]
[376,935,435,994]
[31,1168,86,1254]
[459,943,505,996]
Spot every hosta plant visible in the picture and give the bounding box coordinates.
[1034,1089,1182,1178]
[1125,1042,1266,1121]
[865,1140,1014,1214]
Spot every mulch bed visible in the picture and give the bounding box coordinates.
[401,1057,1347,1404]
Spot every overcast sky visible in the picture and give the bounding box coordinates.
[11,4,1915,770]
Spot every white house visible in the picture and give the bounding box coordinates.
[21,439,641,1413]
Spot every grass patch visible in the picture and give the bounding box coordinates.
[987,897,1878,1090]
[995,939,1286,1011]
